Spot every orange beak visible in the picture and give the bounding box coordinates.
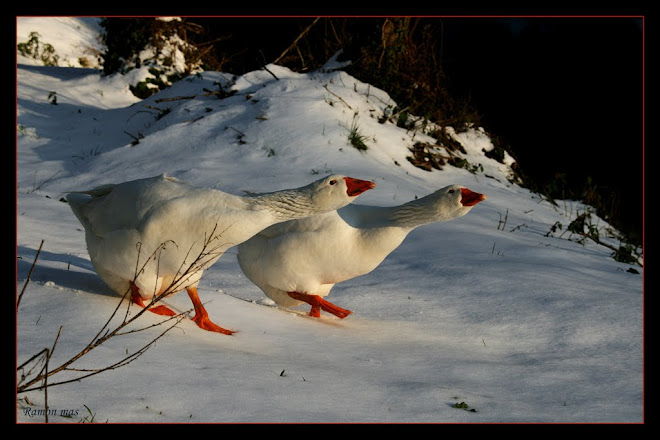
[344,177,376,197]
[460,188,487,207]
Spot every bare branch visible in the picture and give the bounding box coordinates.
[17,239,44,308]
[272,17,320,65]
[323,84,352,110]
[154,95,197,103]
[17,221,230,397]
[19,314,185,393]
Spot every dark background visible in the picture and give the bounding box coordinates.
[438,17,643,244]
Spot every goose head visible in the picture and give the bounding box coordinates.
[429,185,487,221]
[307,174,376,211]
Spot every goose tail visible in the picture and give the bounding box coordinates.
[66,184,116,231]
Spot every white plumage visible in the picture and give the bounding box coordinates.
[67,173,375,334]
[237,185,486,318]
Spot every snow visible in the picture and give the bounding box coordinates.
[15,17,644,424]
[16,17,104,69]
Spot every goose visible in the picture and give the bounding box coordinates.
[237,185,486,319]
[67,173,375,334]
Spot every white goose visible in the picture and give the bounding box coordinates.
[67,173,375,334]
[237,185,486,318]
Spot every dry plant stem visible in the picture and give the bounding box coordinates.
[17,239,44,308]
[389,105,411,122]
[323,84,353,109]
[259,54,279,81]
[154,95,196,102]
[272,17,320,65]
[19,248,196,391]
[575,231,643,268]
[43,350,48,422]
[18,322,182,393]
[17,281,186,393]
[28,170,61,194]
[16,327,62,422]
[17,222,231,394]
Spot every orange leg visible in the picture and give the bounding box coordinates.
[287,291,352,319]
[186,286,235,335]
[131,283,177,316]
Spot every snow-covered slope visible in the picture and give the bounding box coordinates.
[16,17,643,424]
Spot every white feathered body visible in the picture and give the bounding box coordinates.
[68,173,372,300]
[237,184,484,308]
[68,175,277,298]
[239,206,412,306]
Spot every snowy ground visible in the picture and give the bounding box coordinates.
[16,17,644,424]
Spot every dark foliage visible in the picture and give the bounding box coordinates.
[437,17,643,245]
[100,18,155,75]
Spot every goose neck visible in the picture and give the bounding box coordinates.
[388,196,441,228]
[248,190,319,221]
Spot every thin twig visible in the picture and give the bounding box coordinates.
[322,84,352,109]
[259,55,279,81]
[17,239,44,308]
[19,315,184,393]
[17,222,232,394]
[115,310,191,336]
[42,327,61,422]
[44,348,48,423]
[226,126,246,137]
[28,171,61,194]
[497,210,509,231]
[272,17,320,65]
[154,95,197,103]
[17,240,180,392]
[389,105,411,122]
[17,348,48,375]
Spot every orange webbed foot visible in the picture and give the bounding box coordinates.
[186,286,235,335]
[148,305,178,316]
[287,292,352,319]
[190,313,235,335]
[131,284,177,316]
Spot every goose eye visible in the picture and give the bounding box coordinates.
[448,189,455,193]
[329,179,337,185]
